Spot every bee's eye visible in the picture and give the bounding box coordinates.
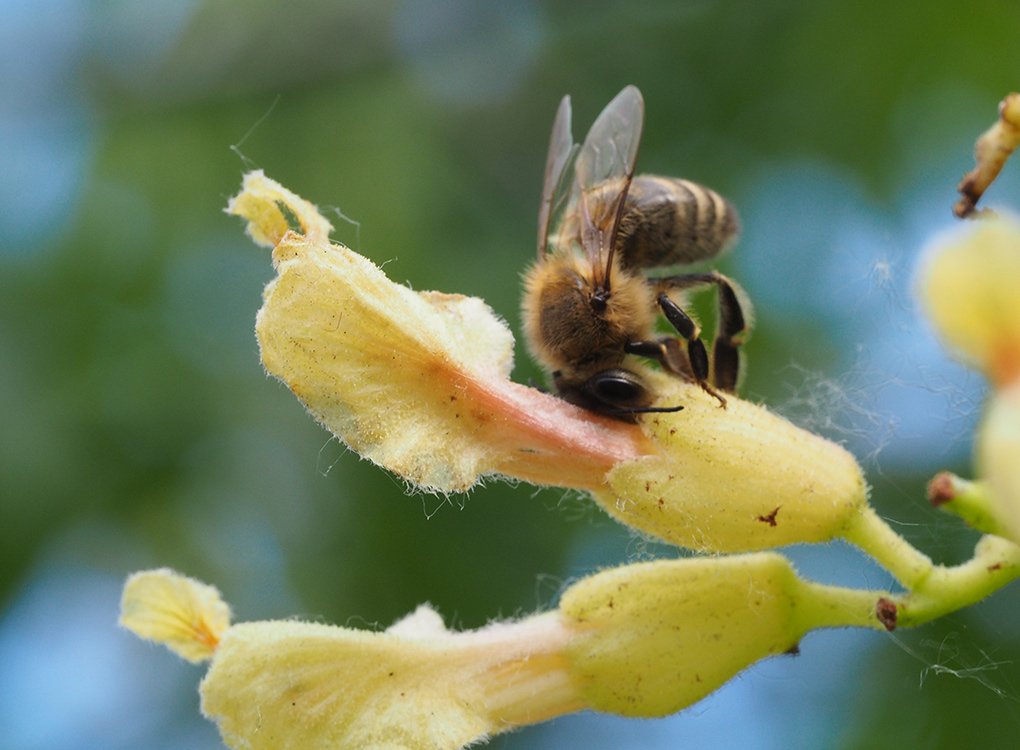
[587,369,650,407]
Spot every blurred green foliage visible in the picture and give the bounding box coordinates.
[3,0,1020,748]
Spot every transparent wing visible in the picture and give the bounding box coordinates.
[537,96,577,258]
[574,85,644,288]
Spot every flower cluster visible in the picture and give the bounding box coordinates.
[121,93,1020,749]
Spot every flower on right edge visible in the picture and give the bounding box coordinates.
[919,213,1020,541]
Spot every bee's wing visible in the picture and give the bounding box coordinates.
[537,95,578,258]
[575,85,644,288]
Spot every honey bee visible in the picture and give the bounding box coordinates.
[522,85,750,420]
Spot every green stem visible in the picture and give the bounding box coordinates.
[841,505,934,589]
[790,535,1020,634]
[895,535,1020,628]
[794,579,889,633]
[928,472,1005,536]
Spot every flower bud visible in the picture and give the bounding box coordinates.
[560,553,810,716]
[596,371,870,552]
[955,92,1020,218]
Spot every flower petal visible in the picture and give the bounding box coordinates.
[919,213,1020,386]
[978,379,1020,542]
[119,569,231,663]
[200,611,579,750]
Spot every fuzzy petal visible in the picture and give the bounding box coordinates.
[919,213,1020,386]
[119,569,231,663]
[978,379,1020,542]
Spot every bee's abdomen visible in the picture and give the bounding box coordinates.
[616,175,740,269]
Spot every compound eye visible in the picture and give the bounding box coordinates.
[587,369,651,408]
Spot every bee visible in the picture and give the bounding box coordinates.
[522,85,750,420]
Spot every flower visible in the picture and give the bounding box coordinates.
[919,213,1020,543]
[228,171,871,554]
[120,561,885,750]
[229,170,649,494]
[919,213,1020,386]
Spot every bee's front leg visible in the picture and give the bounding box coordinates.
[625,328,726,408]
[653,272,751,396]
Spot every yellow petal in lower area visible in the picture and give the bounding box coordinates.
[919,213,1020,386]
[123,559,888,750]
[200,610,580,750]
[978,379,1020,543]
[119,569,231,663]
[599,373,869,552]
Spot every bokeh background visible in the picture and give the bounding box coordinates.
[3,0,1020,748]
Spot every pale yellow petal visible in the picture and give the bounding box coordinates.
[255,229,515,492]
[119,569,231,663]
[200,611,579,750]
[978,379,1020,542]
[919,214,1020,385]
[226,169,333,248]
[228,171,525,493]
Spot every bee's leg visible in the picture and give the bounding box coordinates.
[624,338,694,380]
[627,317,727,408]
[643,293,726,407]
[654,272,750,394]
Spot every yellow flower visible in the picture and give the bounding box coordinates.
[229,170,649,494]
[120,563,885,750]
[228,172,870,554]
[919,213,1020,544]
[919,213,1020,386]
[978,380,1020,541]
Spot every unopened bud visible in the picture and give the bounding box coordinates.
[597,372,869,552]
[561,553,808,716]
